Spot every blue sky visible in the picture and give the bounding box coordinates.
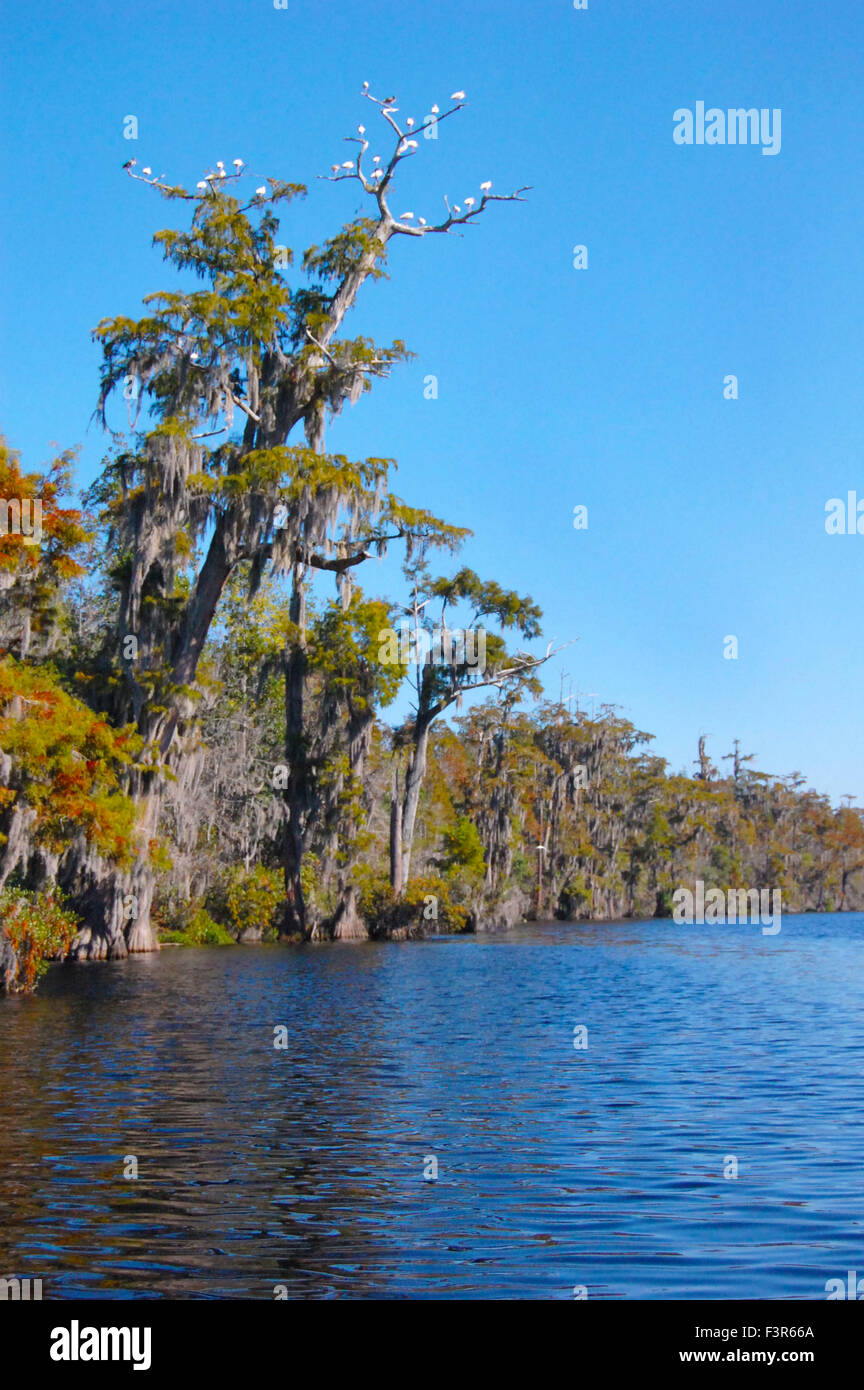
[1,0,862,800]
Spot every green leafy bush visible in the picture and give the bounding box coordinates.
[0,888,79,991]
[355,869,470,938]
[441,816,485,879]
[210,865,282,939]
[160,905,233,947]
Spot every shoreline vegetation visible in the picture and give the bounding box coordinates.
[3,94,864,994]
[3,684,863,992]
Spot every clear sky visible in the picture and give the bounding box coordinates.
[1,0,863,801]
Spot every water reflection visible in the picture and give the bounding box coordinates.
[2,915,864,1298]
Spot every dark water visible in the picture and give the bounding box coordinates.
[2,913,864,1300]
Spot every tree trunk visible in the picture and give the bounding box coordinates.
[62,837,129,960]
[398,720,431,891]
[535,846,545,919]
[0,803,36,890]
[281,567,309,938]
[324,708,375,939]
[327,885,367,941]
[389,762,403,895]
[168,516,235,694]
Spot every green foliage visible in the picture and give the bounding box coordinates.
[212,864,282,939]
[441,816,485,878]
[94,182,307,422]
[355,868,470,937]
[0,888,80,991]
[309,593,404,711]
[429,567,542,638]
[160,905,234,947]
[303,218,389,285]
[0,656,139,863]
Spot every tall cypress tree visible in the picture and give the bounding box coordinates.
[81,87,527,953]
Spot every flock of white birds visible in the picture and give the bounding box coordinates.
[127,86,492,219]
[323,86,495,224]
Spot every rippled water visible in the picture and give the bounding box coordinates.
[2,914,864,1299]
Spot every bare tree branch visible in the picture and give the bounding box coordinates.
[319,86,531,239]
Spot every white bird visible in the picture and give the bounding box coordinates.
[256,185,267,196]
[400,211,414,219]
[383,106,397,115]
[464,196,475,206]
[142,166,152,176]
[233,158,244,168]
[196,181,207,190]
[404,139,418,149]
[453,205,461,214]
[217,161,225,170]
[451,90,466,100]
[431,104,439,114]
[190,351,199,361]
[358,124,365,134]
[418,217,427,226]
[331,164,339,172]
[372,155,381,163]
[362,80,370,90]
[341,161,354,170]
[480,180,492,192]
[406,117,414,127]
